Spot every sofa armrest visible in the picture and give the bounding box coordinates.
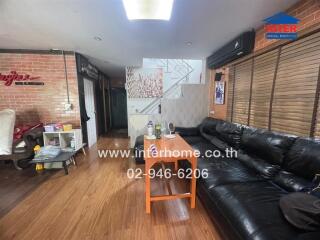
[175,127,200,137]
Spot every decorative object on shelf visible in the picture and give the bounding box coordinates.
[145,121,156,139]
[164,122,176,139]
[155,123,161,139]
[215,81,225,105]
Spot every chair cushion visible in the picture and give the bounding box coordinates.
[0,109,15,155]
[240,127,296,165]
[283,138,320,180]
[207,182,301,240]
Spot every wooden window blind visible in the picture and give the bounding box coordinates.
[232,59,253,124]
[226,66,235,122]
[271,31,320,136]
[249,49,279,129]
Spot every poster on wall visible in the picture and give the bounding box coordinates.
[126,67,163,98]
[215,81,225,105]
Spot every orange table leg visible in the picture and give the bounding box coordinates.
[190,157,197,208]
[145,160,151,213]
[174,160,178,172]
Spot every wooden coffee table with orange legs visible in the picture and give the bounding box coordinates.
[144,134,197,214]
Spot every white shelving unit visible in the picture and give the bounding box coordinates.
[43,129,83,152]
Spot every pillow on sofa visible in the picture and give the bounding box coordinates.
[0,109,16,155]
[238,150,280,179]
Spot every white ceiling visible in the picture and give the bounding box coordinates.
[0,0,298,78]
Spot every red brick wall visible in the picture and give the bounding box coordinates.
[255,0,320,51]
[0,53,81,126]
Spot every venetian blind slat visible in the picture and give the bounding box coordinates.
[271,32,320,137]
[249,49,278,129]
[226,66,235,121]
[232,60,252,124]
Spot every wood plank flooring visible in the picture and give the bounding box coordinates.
[0,134,221,240]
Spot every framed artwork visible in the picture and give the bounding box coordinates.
[126,67,163,98]
[215,81,225,105]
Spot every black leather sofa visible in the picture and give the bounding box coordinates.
[175,117,320,240]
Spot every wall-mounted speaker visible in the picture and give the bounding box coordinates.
[215,72,223,81]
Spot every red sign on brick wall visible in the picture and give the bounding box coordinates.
[0,71,41,86]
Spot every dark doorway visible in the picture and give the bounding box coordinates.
[110,88,128,129]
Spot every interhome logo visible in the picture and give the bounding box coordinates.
[264,12,300,40]
[0,71,41,86]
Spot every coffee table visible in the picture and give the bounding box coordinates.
[30,151,76,175]
[144,134,197,213]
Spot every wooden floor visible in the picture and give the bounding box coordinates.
[0,134,221,240]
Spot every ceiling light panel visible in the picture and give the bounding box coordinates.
[122,0,174,20]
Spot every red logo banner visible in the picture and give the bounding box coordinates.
[0,71,40,86]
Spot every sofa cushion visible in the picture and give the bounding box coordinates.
[196,156,263,189]
[215,121,243,149]
[207,182,301,240]
[238,150,281,179]
[273,171,310,192]
[199,117,224,141]
[283,138,320,180]
[183,136,207,145]
[190,141,220,156]
[0,109,16,155]
[240,127,296,165]
[175,127,200,137]
[208,136,230,152]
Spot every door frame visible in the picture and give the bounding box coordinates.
[83,78,98,147]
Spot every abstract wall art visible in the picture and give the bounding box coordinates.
[126,67,163,98]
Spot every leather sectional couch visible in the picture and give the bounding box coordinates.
[175,117,320,240]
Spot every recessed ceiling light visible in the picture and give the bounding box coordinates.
[122,0,174,20]
[94,36,102,41]
[186,42,192,46]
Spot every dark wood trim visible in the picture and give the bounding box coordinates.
[310,65,320,137]
[0,49,74,55]
[231,66,236,122]
[247,58,255,126]
[268,47,282,131]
